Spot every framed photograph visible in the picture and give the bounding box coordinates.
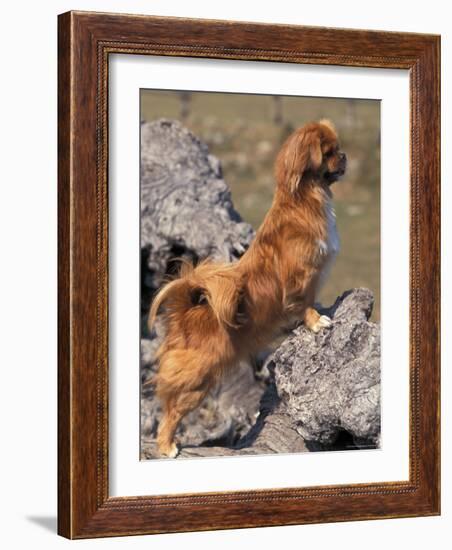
[58,11,440,538]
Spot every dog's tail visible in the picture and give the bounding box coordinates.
[148,276,187,331]
[148,260,245,333]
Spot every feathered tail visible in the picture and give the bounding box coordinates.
[147,260,245,333]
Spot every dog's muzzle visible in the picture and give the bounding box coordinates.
[325,153,347,184]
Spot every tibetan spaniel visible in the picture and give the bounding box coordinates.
[147,119,347,457]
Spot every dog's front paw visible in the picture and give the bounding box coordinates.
[159,442,179,459]
[311,314,332,333]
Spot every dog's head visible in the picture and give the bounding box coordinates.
[275,119,347,194]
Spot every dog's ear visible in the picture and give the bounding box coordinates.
[319,118,337,134]
[275,127,322,194]
[306,131,323,172]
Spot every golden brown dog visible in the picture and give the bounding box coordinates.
[148,120,347,457]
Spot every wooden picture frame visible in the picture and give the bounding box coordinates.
[58,10,440,539]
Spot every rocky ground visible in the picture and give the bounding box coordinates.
[140,119,381,460]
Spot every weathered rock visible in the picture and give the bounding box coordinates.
[173,390,306,458]
[269,288,380,449]
[140,119,255,320]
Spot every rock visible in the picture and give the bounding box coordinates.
[140,119,255,327]
[145,384,308,460]
[268,288,380,449]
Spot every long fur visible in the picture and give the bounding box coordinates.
[147,120,347,457]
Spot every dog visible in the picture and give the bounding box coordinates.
[147,119,346,457]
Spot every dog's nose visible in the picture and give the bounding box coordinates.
[340,152,346,162]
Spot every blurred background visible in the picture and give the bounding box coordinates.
[141,90,380,320]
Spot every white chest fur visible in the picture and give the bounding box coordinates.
[317,198,340,291]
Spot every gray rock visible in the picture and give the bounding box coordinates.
[140,119,254,315]
[268,288,380,449]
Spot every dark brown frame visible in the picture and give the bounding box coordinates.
[58,10,440,539]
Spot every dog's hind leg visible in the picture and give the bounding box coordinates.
[156,398,179,458]
[157,388,209,458]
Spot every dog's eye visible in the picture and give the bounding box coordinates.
[325,145,339,158]
[190,288,208,306]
